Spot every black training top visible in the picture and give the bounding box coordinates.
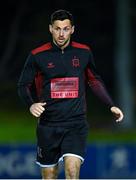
[18,41,114,124]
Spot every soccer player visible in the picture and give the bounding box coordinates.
[18,9,124,179]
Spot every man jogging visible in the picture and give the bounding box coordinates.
[18,9,124,179]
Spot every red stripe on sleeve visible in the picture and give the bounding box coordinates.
[35,72,44,98]
[71,41,91,50]
[31,42,52,55]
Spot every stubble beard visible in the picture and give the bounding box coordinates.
[54,37,70,49]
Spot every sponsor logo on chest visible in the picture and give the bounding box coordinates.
[47,62,55,68]
[46,56,80,69]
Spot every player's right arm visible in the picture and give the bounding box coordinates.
[29,102,46,117]
[18,53,37,106]
[18,53,46,117]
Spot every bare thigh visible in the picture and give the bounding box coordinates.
[41,165,58,179]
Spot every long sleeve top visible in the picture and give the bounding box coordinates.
[18,41,114,125]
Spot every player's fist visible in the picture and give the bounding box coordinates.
[110,106,124,122]
[29,102,46,117]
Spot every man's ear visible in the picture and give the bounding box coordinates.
[49,24,52,34]
[71,25,75,34]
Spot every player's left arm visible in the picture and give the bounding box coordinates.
[110,106,124,122]
[85,51,124,122]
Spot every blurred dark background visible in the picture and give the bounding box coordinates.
[0,0,135,129]
[0,0,136,178]
[0,0,135,131]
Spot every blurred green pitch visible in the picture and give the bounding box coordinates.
[0,110,136,144]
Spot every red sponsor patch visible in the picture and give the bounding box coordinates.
[51,77,79,98]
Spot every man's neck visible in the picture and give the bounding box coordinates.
[53,39,70,50]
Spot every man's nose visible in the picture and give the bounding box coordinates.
[59,29,64,36]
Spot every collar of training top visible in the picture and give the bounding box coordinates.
[51,40,73,52]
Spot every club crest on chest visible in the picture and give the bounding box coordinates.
[72,56,80,67]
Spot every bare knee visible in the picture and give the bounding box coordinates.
[64,156,81,179]
[41,166,58,179]
[65,166,77,178]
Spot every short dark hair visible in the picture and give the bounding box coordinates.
[50,9,74,26]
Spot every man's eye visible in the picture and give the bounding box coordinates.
[64,27,70,31]
[54,28,59,31]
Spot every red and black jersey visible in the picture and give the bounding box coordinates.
[18,41,114,124]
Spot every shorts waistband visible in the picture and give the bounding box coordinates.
[38,117,87,127]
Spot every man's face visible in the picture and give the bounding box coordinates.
[49,19,74,48]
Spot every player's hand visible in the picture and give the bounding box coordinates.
[110,106,124,122]
[29,102,46,117]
